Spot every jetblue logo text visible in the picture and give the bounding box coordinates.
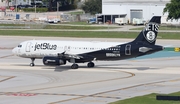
[34,43,57,51]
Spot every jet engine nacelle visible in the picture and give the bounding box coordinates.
[43,56,66,66]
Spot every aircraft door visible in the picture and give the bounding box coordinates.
[125,44,131,55]
[26,42,32,52]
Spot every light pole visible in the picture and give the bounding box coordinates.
[57,2,59,19]
[35,1,36,19]
[15,0,17,20]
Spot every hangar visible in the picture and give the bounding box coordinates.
[100,0,170,24]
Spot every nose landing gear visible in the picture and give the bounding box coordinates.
[30,58,35,67]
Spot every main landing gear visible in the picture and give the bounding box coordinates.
[87,62,95,68]
[71,64,79,69]
[71,62,95,69]
[30,58,35,67]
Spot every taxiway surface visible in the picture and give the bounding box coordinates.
[0,36,180,104]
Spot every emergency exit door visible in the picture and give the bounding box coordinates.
[125,44,131,55]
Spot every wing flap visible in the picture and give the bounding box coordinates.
[58,53,83,59]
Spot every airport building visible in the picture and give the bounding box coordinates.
[0,1,6,7]
[100,0,171,24]
[0,0,43,7]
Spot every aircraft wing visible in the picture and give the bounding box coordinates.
[57,52,84,59]
[131,47,180,60]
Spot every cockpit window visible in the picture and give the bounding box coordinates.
[18,45,22,48]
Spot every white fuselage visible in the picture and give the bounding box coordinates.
[12,40,125,59]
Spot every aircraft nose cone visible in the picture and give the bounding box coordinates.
[12,47,17,54]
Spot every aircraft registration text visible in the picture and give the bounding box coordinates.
[106,53,121,57]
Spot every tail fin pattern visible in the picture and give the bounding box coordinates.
[134,16,161,45]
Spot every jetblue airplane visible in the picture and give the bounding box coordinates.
[12,16,163,69]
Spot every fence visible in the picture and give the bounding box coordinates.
[60,13,95,22]
[0,20,47,29]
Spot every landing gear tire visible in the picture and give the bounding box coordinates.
[30,58,35,67]
[71,64,78,69]
[30,63,35,67]
[87,62,95,68]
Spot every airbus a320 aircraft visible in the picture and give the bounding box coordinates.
[12,16,163,69]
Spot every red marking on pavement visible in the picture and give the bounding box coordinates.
[0,47,13,50]
[7,93,37,97]
[0,55,14,58]
[0,76,15,82]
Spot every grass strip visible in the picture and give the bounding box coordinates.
[110,92,180,104]
[131,26,180,30]
[0,24,25,26]
[0,30,179,39]
[0,24,117,30]
[44,25,117,30]
[60,21,91,25]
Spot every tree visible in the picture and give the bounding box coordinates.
[48,0,53,11]
[47,0,77,11]
[82,0,102,14]
[163,0,180,20]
